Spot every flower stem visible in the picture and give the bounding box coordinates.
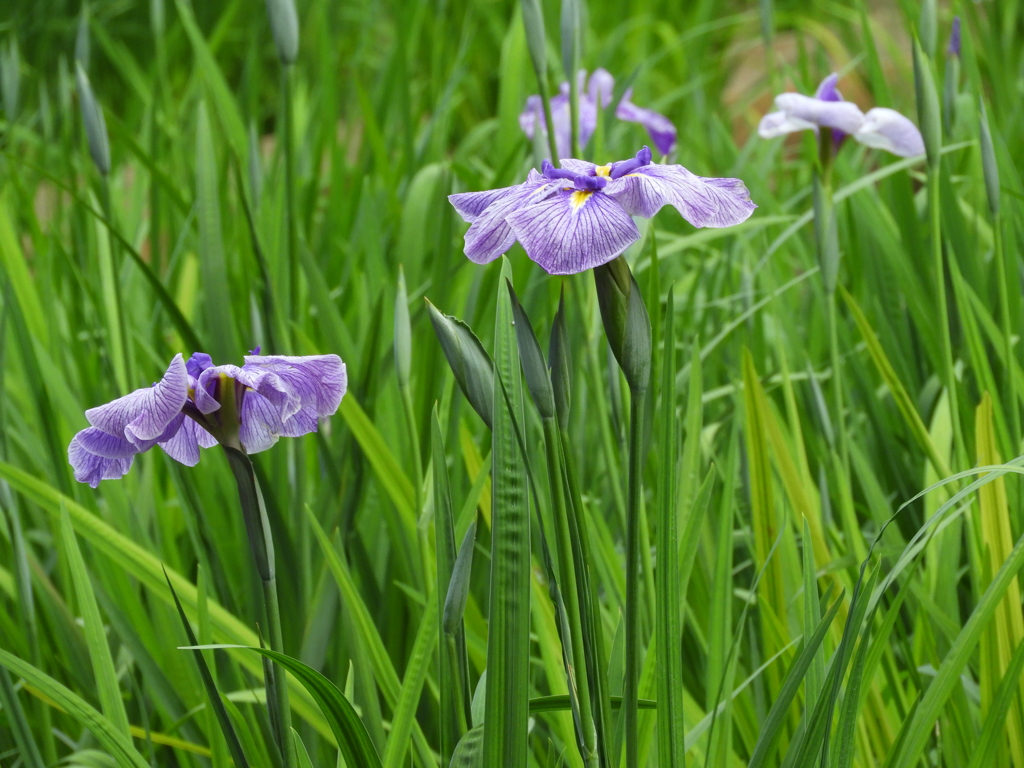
[828,292,848,471]
[994,210,1021,453]
[282,64,298,344]
[624,388,646,768]
[542,417,598,768]
[224,447,294,768]
[929,167,963,467]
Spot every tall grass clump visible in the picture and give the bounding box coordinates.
[1,1,1024,767]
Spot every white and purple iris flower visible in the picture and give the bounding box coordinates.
[68,349,347,487]
[449,146,756,276]
[520,69,677,159]
[759,74,925,158]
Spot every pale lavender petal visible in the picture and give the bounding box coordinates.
[506,189,641,275]
[605,164,756,227]
[74,426,140,459]
[558,159,598,175]
[587,68,615,108]
[771,93,864,134]
[158,415,213,466]
[615,100,677,155]
[280,406,320,439]
[449,187,518,224]
[459,180,561,264]
[854,108,925,157]
[758,110,817,138]
[86,353,189,448]
[200,363,295,417]
[69,432,135,488]
[239,390,284,454]
[242,354,347,419]
[518,95,545,139]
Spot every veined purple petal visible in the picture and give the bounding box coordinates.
[85,353,189,449]
[158,414,215,466]
[615,100,677,155]
[506,189,641,275]
[774,93,865,133]
[74,426,140,459]
[242,354,347,419]
[68,432,135,487]
[280,406,320,439]
[449,186,519,224]
[854,108,925,157]
[458,179,561,264]
[605,164,756,227]
[557,159,598,176]
[239,390,285,454]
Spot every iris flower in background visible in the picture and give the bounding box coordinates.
[759,73,925,158]
[69,349,347,486]
[520,69,677,158]
[449,146,755,275]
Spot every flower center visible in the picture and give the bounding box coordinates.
[594,164,612,177]
[569,190,593,211]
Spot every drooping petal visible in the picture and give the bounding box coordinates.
[280,406,320,439]
[85,353,189,448]
[458,180,561,264]
[854,107,925,157]
[449,186,519,224]
[770,93,865,134]
[158,415,215,466]
[242,354,347,419]
[758,110,817,138]
[605,163,756,227]
[238,390,284,454]
[506,189,641,275]
[74,426,140,459]
[68,431,135,488]
[615,99,677,155]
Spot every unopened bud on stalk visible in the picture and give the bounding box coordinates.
[594,255,651,395]
[507,281,556,421]
[979,101,1000,217]
[560,0,580,80]
[395,267,412,390]
[521,0,549,88]
[427,300,495,430]
[265,0,299,66]
[75,61,110,176]
[75,3,90,70]
[918,0,937,58]
[912,38,942,170]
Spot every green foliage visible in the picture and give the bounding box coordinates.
[1,2,1024,767]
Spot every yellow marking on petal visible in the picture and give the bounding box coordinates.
[595,164,612,177]
[569,190,593,211]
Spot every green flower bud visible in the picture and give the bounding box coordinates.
[594,255,651,395]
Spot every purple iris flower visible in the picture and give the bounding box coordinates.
[948,17,961,58]
[69,351,347,487]
[449,146,755,275]
[519,69,677,158]
[759,73,925,158]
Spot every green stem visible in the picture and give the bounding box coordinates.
[225,448,294,768]
[994,211,1020,454]
[282,64,298,343]
[929,167,963,466]
[568,70,581,159]
[624,389,647,768]
[828,292,848,472]
[542,418,599,768]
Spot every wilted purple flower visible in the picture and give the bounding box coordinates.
[519,69,677,158]
[449,146,755,275]
[69,350,347,487]
[947,17,961,57]
[759,73,925,158]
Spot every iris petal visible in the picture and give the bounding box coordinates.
[854,108,925,158]
[68,432,135,488]
[459,180,561,264]
[615,100,677,155]
[605,164,756,227]
[506,189,641,275]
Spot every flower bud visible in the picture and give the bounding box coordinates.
[507,281,555,421]
[394,266,412,390]
[1,36,19,123]
[594,255,651,395]
[521,0,548,89]
[75,4,90,70]
[427,300,495,430]
[75,61,110,176]
[979,100,1001,217]
[265,0,299,66]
